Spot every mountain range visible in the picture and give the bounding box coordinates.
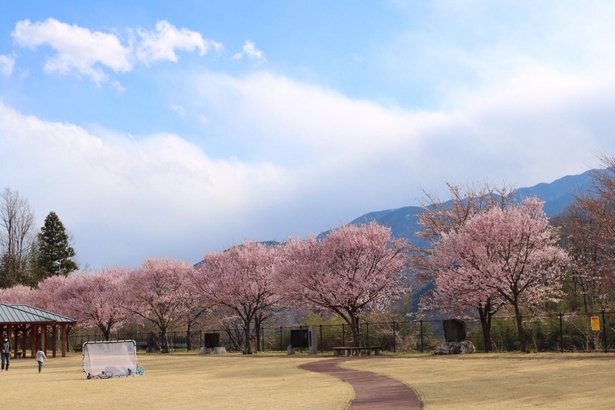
[348,169,595,248]
[346,169,596,311]
[203,170,597,312]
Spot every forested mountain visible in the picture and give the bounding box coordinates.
[349,170,595,247]
[345,170,595,312]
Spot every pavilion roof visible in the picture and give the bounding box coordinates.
[0,304,77,326]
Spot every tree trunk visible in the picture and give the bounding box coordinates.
[254,319,262,352]
[186,322,192,351]
[350,316,362,347]
[242,319,252,354]
[513,303,526,352]
[160,325,169,353]
[478,307,493,352]
[101,325,111,342]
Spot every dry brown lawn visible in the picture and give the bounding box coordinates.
[343,352,615,409]
[3,351,615,409]
[3,353,351,409]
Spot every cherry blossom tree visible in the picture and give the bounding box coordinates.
[415,182,516,351]
[121,258,195,352]
[0,284,36,304]
[176,275,209,351]
[281,222,410,347]
[552,204,610,312]
[560,155,615,308]
[414,182,516,282]
[58,268,132,341]
[432,198,569,351]
[29,274,73,316]
[428,242,505,351]
[192,241,282,354]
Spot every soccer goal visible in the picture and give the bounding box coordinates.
[82,340,142,379]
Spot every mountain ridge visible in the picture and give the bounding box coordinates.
[345,169,597,311]
[349,169,596,246]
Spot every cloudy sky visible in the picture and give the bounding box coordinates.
[2,1,615,270]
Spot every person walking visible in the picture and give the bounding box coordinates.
[1,336,11,371]
[36,348,48,373]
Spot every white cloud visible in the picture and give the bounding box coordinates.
[12,18,132,84]
[233,41,265,62]
[135,20,222,65]
[0,53,16,77]
[5,2,615,270]
[198,114,209,126]
[378,1,615,110]
[11,18,222,85]
[3,57,615,267]
[186,67,615,197]
[171,104,186,116]
[0,102,291,267]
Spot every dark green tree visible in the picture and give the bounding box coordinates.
[34,211,78,282]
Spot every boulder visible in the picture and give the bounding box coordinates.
[434,340,476,355]
[146,331,161,353]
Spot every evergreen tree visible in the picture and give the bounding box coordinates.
[35,211,78,282]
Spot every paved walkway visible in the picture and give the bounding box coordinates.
[300,358,423,409]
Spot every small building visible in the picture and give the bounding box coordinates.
[0,304,77,358]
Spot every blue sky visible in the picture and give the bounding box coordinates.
[2,1,615,269]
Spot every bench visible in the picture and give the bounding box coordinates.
[332,346,382,356]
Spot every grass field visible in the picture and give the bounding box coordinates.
[3,352,615,409]
[343,352,615,409]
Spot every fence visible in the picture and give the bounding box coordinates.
[68,311,615,354]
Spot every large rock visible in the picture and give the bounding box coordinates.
[443,319,467,342]
[434,341,476,355]
[146,331,161,353]
[199,346,227,354]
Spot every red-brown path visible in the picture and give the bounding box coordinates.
[300,358,424,409]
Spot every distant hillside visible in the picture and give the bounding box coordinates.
[514,170,594,217]
[349,169,595,246]
[350,206,426,247]
[346,170,596,312]
[201,170,597,312]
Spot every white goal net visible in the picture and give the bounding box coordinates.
[82,340,141,379]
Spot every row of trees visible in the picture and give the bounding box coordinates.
[553,156,615,314]
[415,155,615,352]
[4,155,615,354]
[0,222,411,353]
[0,187,78,287]
[419,197,568,352]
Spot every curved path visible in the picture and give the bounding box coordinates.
[300,358,424,409]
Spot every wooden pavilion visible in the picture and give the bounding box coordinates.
[0,304,77,359]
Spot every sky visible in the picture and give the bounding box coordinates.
[2,1,615,270]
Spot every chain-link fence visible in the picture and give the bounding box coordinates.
[462,311,615,353]
[68,311,615,353]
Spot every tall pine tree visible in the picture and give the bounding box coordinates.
[35,211,78,283]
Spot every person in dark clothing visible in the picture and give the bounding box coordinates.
[1,337,11,371]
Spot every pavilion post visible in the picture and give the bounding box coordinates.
[20,327,27,358]
[30,325,37,358]
[61,325,68,357]
[7,324,15,359]
[41,325,47,355]
[52,325,58,357]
